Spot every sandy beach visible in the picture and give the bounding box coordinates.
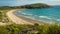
[7,9,34,25]
[7,9,44,25]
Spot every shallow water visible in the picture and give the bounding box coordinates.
[14,6,60,24]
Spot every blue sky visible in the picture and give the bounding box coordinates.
[0,0,60,6]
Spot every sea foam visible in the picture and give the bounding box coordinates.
[39,16,51,19]
[56,19,60,21]
[21,13,27,15]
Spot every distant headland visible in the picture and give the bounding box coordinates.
[20,3,51,9]
[0,3,51,10]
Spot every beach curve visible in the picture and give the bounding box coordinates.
[7,9,34,25]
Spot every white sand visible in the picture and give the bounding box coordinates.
[7,9,34,25]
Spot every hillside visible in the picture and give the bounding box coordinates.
[0,3,51,9]
[20,3,51,9]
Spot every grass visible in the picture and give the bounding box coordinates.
[0,10,10,22]
[0,23,60,34]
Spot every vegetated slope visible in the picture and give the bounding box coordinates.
[20,3,51,9]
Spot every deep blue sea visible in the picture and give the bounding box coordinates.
[14,6,60,24]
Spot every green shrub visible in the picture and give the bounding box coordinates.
[0,23,60,34]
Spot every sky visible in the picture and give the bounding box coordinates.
[0,0,60,6]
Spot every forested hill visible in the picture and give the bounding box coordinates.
[0,6,21,10]
[20,3,51,9]
[0,3,51,10]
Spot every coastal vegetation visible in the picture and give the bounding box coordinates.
[20,3,51,9]
[0,3,60,34]
[0,23,60,34]
[0,10,9,22]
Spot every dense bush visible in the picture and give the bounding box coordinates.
[0,23,60,34]
[20,3,51,9]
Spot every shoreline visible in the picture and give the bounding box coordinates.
[7,9,34,25]
[7,9,45,25]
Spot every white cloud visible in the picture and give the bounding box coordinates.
[50,0,60,1]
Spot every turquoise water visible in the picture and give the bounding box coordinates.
[14,6,60,24]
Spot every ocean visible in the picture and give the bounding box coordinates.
[14,6,60,24]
